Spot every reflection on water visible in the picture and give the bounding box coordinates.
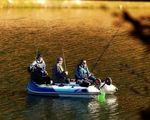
[25,95,118,120]
[88,95,118,120]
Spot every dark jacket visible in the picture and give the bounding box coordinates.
[52,63,66,83]
[75,65,91,80]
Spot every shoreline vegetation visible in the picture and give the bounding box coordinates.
[0,1,150,9]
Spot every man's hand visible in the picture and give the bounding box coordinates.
[88,73,92,76]
[45,71,48,75]
[65,71,68,75]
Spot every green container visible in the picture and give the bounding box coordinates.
[97,91,106,103]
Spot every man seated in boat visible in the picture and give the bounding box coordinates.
[28,53,51,85]
[52,57,70,84]
[75,59,100,87]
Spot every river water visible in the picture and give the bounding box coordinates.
[0,6,150,120]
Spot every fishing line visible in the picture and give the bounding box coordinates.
[91,25,121,73]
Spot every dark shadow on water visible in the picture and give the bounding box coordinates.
[25,95,94,120]
[26,94,91,107]
[122,11,150,51]
[140,106,150,120]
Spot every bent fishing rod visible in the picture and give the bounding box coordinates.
[91,26,120,73]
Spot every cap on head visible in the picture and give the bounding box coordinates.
[79,59,86,65]
[57,57,63,62]
[36,53,42,60]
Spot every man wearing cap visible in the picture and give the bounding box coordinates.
[28,53,51,85]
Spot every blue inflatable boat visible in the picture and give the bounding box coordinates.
[27,81,101,98]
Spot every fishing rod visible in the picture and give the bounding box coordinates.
[33,36,40,58]
[60,37,67,72]
[31,29,41,59]
[62,45,67,71]
[91,26,120,73]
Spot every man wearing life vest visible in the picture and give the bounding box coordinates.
[52,57,70,84]
[28,53,51,85]
[75,59,100,87]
